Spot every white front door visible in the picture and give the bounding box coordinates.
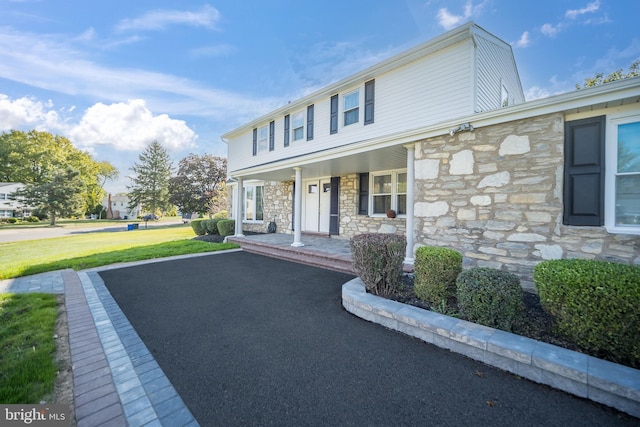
[303,179,331,233]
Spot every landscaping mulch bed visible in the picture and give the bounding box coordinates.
[388,274,584,354]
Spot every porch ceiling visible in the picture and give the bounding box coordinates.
[235,144,409,182]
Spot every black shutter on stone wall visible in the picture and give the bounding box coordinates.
[284,114,290,147]
[269,121,275,151]
[358,173,369,215]
[307,105,314,141]
[329,176,340,235]
[563,116,605,226]
[252,128,257,156]
[364,79,375,125]
[330,95,338,134]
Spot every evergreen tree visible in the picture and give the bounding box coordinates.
[128,141,173,217]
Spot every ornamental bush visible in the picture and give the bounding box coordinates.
[25,216,39,222]
[201,219,221,235]
[350,233,406,297]
[534,259,640,367]
[217,219,236,237]
[414,246,462,304]
[190,218,206,236]
[456,268,523,332]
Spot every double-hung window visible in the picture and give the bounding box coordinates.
[607,114,640,233]
[344,91,359,126]
[292,111,305,141]
[370,170,407,215]
[258,126,268,153]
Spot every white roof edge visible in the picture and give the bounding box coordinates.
[222,21,485,140]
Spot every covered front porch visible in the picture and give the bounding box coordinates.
[228,142,418,265]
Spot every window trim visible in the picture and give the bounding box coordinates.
[241,181,265,223]
[368,169,407,217]
[292,111,305,141]
[343,90,359,126]
[605,112,640,235]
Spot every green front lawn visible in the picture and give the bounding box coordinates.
[0,293,59,403]
[0,226,238,280]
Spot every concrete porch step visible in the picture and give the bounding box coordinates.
[227,236,356,275]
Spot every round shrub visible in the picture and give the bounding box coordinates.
[534,259,640,367]
[25,216,39,222]
[217,219,236,237]
[350,233,406,297]
[213,211,228,219]
[456,268,523,331]
[414,246,462,304]
[190,218,206,236]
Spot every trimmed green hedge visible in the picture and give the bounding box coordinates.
[414,246,462,304]
[350,233,406,297]
[534,259,640,367]
[190,219,206,236]
[217,219,235,237]
[457,268,523,332]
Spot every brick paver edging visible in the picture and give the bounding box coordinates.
[65,270,199,427]
[341,278,640,419]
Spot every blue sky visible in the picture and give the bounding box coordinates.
[1,0,639,193]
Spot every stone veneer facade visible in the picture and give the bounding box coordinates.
[232,112,640,289]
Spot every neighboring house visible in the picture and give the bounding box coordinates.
[0,182,31,218]
[101,194,140,220]
[222,22,640,288]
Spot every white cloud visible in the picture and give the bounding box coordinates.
[541,23,560,37]
[566,0,600,19]
[514,31,531,48]
[115,5,220,33]
[436,0,488,30]
[68,99,197,152]
[0,27,276,124]
[524,85,551,101]
[0,94,60,131]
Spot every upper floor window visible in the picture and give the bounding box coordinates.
[292,111,305,141]
[258,126,269,153]
[344,91,359,126]
[607,114,640,233]
[0,193,7,200]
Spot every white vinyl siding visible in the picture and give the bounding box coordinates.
[475,31,524,113]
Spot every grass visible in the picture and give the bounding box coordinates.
[0,225,239,279]
[0,293,59,403]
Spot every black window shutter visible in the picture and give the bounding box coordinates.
[364,79,375,125]
[269,121,275,151]
[358,173,369,215]
[329,176,340,235]
[563,116,605,226]
[284,114,290,147]
[252,128,257,156]
[307,105,314,141]
[330,95,338,134]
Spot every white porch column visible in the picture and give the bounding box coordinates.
[291,167,304,247]
[404,144,416,265]
[234,176,244,237]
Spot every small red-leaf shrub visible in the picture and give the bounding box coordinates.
[350,233,406,297]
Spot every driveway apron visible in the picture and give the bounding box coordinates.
[99,251,634,427]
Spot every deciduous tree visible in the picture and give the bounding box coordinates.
[168,154,227,216]
[576,61,639,89]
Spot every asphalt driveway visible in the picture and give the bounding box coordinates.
[99,251,634,426]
